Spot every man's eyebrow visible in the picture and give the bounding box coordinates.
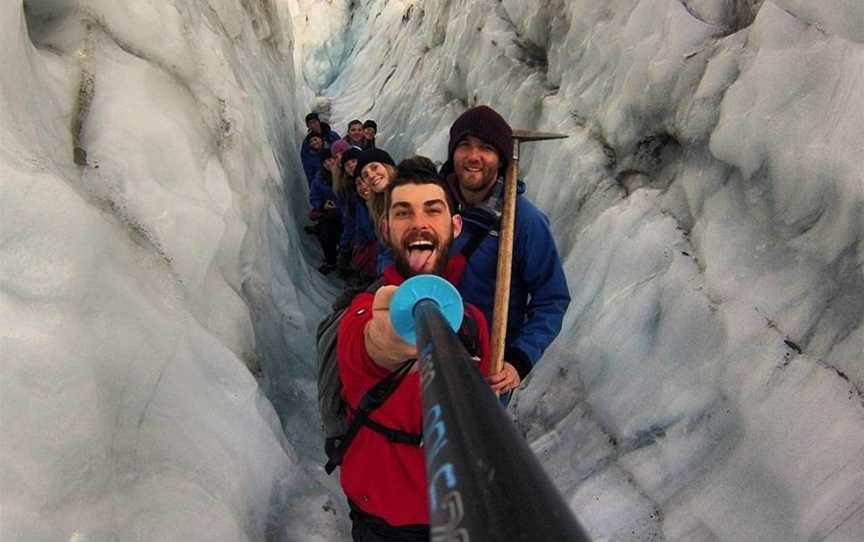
[424,199,447,208]
[390,201,412,210]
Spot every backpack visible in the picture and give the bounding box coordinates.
[316,275,483,474]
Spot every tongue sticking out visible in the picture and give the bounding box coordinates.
[408,249,435,273]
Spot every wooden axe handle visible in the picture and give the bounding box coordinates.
[489,130,566,390]
[490,150,519,381]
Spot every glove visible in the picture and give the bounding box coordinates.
[308,208,323,221]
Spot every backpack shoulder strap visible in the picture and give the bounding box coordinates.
[364,276,386,294]
[456,309,481,358]
[324,358,418,474]
[460,226,488,261]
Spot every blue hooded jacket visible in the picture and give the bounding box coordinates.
[338,195,377,254]
[300,124,341,187]
[448,175,570,378]
[309,169,338,210]
[354,200,377,247]
[301,147,322,187]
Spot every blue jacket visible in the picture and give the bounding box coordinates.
[354,200,377,247]
[338,195,377,254]
[449,176,570,378]
[301,148,322,187]
[300,125,341,186]
[377,244,393,274]
[321,127,341,145]
[301,124,340,148]
[309,170,338,210]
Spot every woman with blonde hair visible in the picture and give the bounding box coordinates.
[355,149,399,274]
[328,139,353,195]
[355,149,397,224]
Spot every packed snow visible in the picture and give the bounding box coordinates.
[1,1,862,541]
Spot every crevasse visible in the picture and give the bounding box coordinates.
[2,1,862,541]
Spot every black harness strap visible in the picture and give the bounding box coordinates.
[363,418,423,446]
[325,358,419,474]
[460,226,488,261]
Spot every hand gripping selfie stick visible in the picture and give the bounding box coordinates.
[490,129,568,388]
[391,275,590,541]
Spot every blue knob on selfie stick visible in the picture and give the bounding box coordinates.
[390,275,464,345]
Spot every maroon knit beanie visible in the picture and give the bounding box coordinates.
[447,105,513,168]
[330,139,351,156]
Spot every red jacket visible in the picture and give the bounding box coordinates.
[336,259,491,526]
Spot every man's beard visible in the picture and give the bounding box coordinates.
[456,169,498,204]
[392,230,453,278]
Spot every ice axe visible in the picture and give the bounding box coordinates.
[490,129,568,391]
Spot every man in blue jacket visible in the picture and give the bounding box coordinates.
[301,132,324,187]
[301,113,341,187]
[309,149,342,274]
[305,112,341,144]
[440,105,570,395]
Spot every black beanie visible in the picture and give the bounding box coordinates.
[363,119,378,131]
[319,147,333,161]
[341,147,363,172]
[355,148,395,177]
[305,112,320,124]
[447,105,513,169]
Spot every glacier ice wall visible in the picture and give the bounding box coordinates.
[321,1,864,540]
[2,1,342,540]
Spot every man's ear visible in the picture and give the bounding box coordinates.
[452,213,463,239]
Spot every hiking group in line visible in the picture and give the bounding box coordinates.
[303,106,571,541]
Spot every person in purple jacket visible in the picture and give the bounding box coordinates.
[440,105,571,395]
[344,119,367,149]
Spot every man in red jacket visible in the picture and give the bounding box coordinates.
[337,157,491,541]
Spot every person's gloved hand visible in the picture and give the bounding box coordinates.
[364,285,417,369]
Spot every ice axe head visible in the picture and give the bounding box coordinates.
[512,129,569,142]
[510,129,568,160]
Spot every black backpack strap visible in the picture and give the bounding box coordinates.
[364,276,387,294]
[330,276,386,312]
[325,358,418,474]
[460,226,488,261]
[457,311,481,358]
[363,418,423,446]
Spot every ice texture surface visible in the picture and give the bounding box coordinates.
[318,1,864,540]
[2,1,342,540]
[2,1,863,541]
